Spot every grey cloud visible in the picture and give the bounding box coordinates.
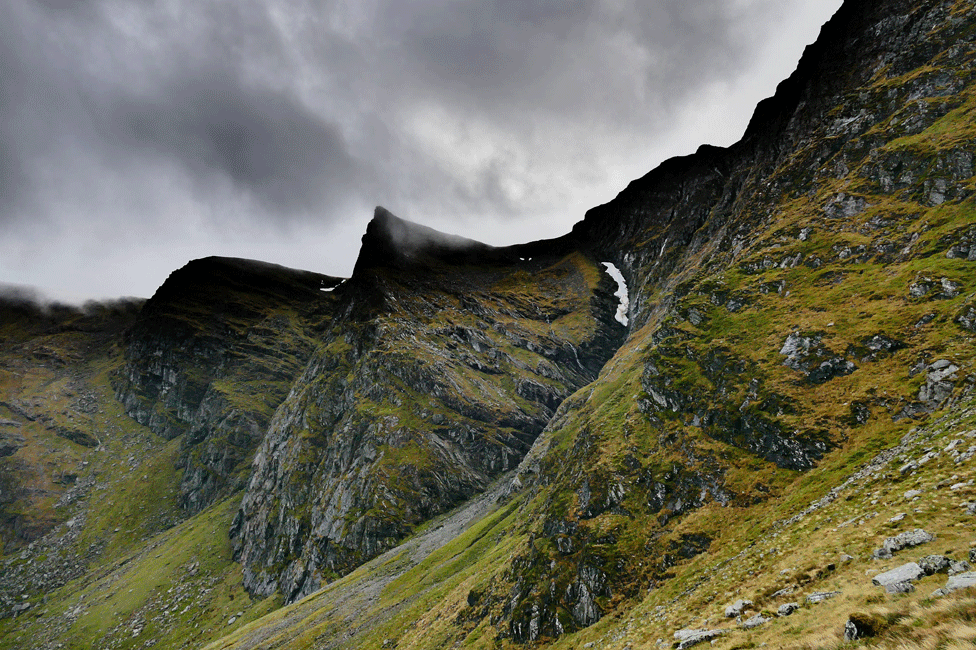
[377,0,762,121]
[0,0,843,300]
[115,75,363,214]
[1,0,366,226]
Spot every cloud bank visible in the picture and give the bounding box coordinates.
[1,0,842,300]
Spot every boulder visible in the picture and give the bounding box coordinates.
[945,572,976,592]
[741,614,770,629]
[807,591,841,604]
[778,602,799,617]
[673,629,726,649]
[948,560,972,576]
[885,581,915,594]
[934,572,976,597]
[874,529,936,558]
[724,599,752,618]
[872,562,924,587]
[918,555,950,575]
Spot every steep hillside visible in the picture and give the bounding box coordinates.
[231,209,625,603]
[209,0,976,647]
[3,0,976,648]
[114,256,342,513]
[0,297,142,552]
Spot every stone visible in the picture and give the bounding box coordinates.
[741,613,770,629]
[943,572,976,593]
[806,591,841,604]
[673,628,726,649]
[948,560,972,576]
[904,489,923,500]
[725,599,753,618]
[872,562,924,587]
[778,602,799,617]
[918,555,950,575]
[885,581,915,594]
[874,529,936,558]
[889,513,906,522]
[824,193,866,219]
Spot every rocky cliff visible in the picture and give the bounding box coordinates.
[3,0,976,648]
[230,209,626,602]
[484,0,976,639]
[114,257,341,513]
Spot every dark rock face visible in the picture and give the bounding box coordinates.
[85,0,976,641]
[114,257,341,513]
[230,223,626,602]
[480,0,976,641]
[780,332,857,385]
[642,341,825,470]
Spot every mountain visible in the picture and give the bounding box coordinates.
[2,0,976,648]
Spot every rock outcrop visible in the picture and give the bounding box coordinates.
[230,213,626,602]
[114,257,341,513]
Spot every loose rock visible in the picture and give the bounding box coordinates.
[948,560,972,576]
[741,613,770,629]
[874,529,936,558]
[725,599,752,618]
[778,602,799,617]
[873,562,925,588]
[918,555,950,575]
[673,628,726,649]
[807,591,841,604]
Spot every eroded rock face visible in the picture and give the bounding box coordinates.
[479,0,976,641]
[114,257,340,514]
[231,218,626,602]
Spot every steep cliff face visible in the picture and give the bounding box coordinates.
[230,210,626,602]
[6,0,976,647]
[478,0,976,641]
[114,257,341,513]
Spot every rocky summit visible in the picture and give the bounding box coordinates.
[2,0,976,648]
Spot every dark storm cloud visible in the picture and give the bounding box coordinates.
[379,0,759,121]
[0,0,365,226]
[0,0,843,300]
[114,74,361,214]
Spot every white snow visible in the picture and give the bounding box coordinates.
[319,280,345,292]
[601,262,629,326]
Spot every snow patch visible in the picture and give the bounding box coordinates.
[601,262,629,326]
[319,280,345,293]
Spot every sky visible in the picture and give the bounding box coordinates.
[1,0,844,303]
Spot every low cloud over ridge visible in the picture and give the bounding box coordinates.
[1,0,842,300]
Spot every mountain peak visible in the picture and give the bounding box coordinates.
[352,206,496,275]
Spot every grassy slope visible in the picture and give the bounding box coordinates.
[0,316,274,649]
[203,8,976,647]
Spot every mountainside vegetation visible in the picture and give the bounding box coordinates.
[2,0,976,648]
